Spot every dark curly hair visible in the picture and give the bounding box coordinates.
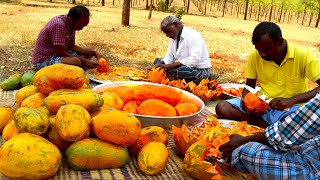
[252,22,282,45]
[68,6,90,21]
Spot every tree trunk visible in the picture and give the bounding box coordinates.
[302,7,307,25]
[122,0,131,26]
[231,2,233,15]
[148,0,153,19]
[222,0,227,17]
[257,3,261,21]
[309,12,314,26]
[269,0,274,21]
[244,0,249,20]
[316,8,320,27]
[145,0,148,9]
[282,10,286,23]
[165,0,169,11]
[204,0,208,15]
[102,0,105,6]
[278,3,284,22]
[249,3,253,19]
[72,0,76,4]
[187,0,190,13]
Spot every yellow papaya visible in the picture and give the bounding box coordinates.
[0,133,61,179]
[2,120,19,144]
[0,106,14,132]
[44,91,104,114]
[20,92,47,108]
[138,142,169,175]
[15,85,38,107]
[55,104,90,142]
[49,88,94,96]
[92,109,141,146]
[14,107,49,135]
[33,64,87,95]
[45,115,72,151]
[100,91,124,111]
[65,138,130,170]
[128,126,168,157]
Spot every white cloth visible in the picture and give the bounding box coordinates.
[162,26,212,69]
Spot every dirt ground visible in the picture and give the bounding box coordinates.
[0,1,319,87]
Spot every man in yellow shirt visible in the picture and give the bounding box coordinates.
[215,22,320,128]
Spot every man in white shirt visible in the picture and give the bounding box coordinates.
[154,16,216,83]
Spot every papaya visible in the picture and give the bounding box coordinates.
[183,138,223,180]
[21,92,47,108]
[96,85,135,104]
[128,126,168,157]
[92,109,141,146]
[55,104,90,142]
[33,64,87,95]
[0,107,14,132]
[45,115,72,151]
[49,88,94,96]
[0,133,62,179]
[242,92,269,117]
[65,138,130,170]
[15,85,39,107]
[175,102,198,116]
[123,101,140,114]
[138,142,169,175]
[37,106,51,116]
[14,107,49,135]
[137,99,177,116]
[21,70,35,87]
[134,84,182,106]
[1,73,22,90]
[100,91,124,111]
[148,67,167,84]
[1,120,19,144]
[44,91,104,114]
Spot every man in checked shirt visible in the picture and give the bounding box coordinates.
[32,5,107,70]
[219,90,320,179]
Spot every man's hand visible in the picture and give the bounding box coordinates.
[219,134,247,163]
[81,58,99,69]
[219,132,268,163]
[154,63,175,71]
[269,97,294,110]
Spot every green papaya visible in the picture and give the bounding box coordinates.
[21,70,36,87]
[1,73,22,90]
[65,138,130,170]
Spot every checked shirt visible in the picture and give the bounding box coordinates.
[231,91,320,180]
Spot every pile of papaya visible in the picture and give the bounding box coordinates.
[0,64,171,179]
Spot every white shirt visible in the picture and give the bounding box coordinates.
[162,26,212,69]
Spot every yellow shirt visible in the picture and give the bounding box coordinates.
[246,41,320,99]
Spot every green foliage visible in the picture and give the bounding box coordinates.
[175,7,185,20]
[158,0,167,12]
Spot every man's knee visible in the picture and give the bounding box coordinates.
[215,100,232,117]
[61,57,81,67]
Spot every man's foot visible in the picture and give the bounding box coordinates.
[209,73,219,80]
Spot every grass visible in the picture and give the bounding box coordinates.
[0,0,319,86]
